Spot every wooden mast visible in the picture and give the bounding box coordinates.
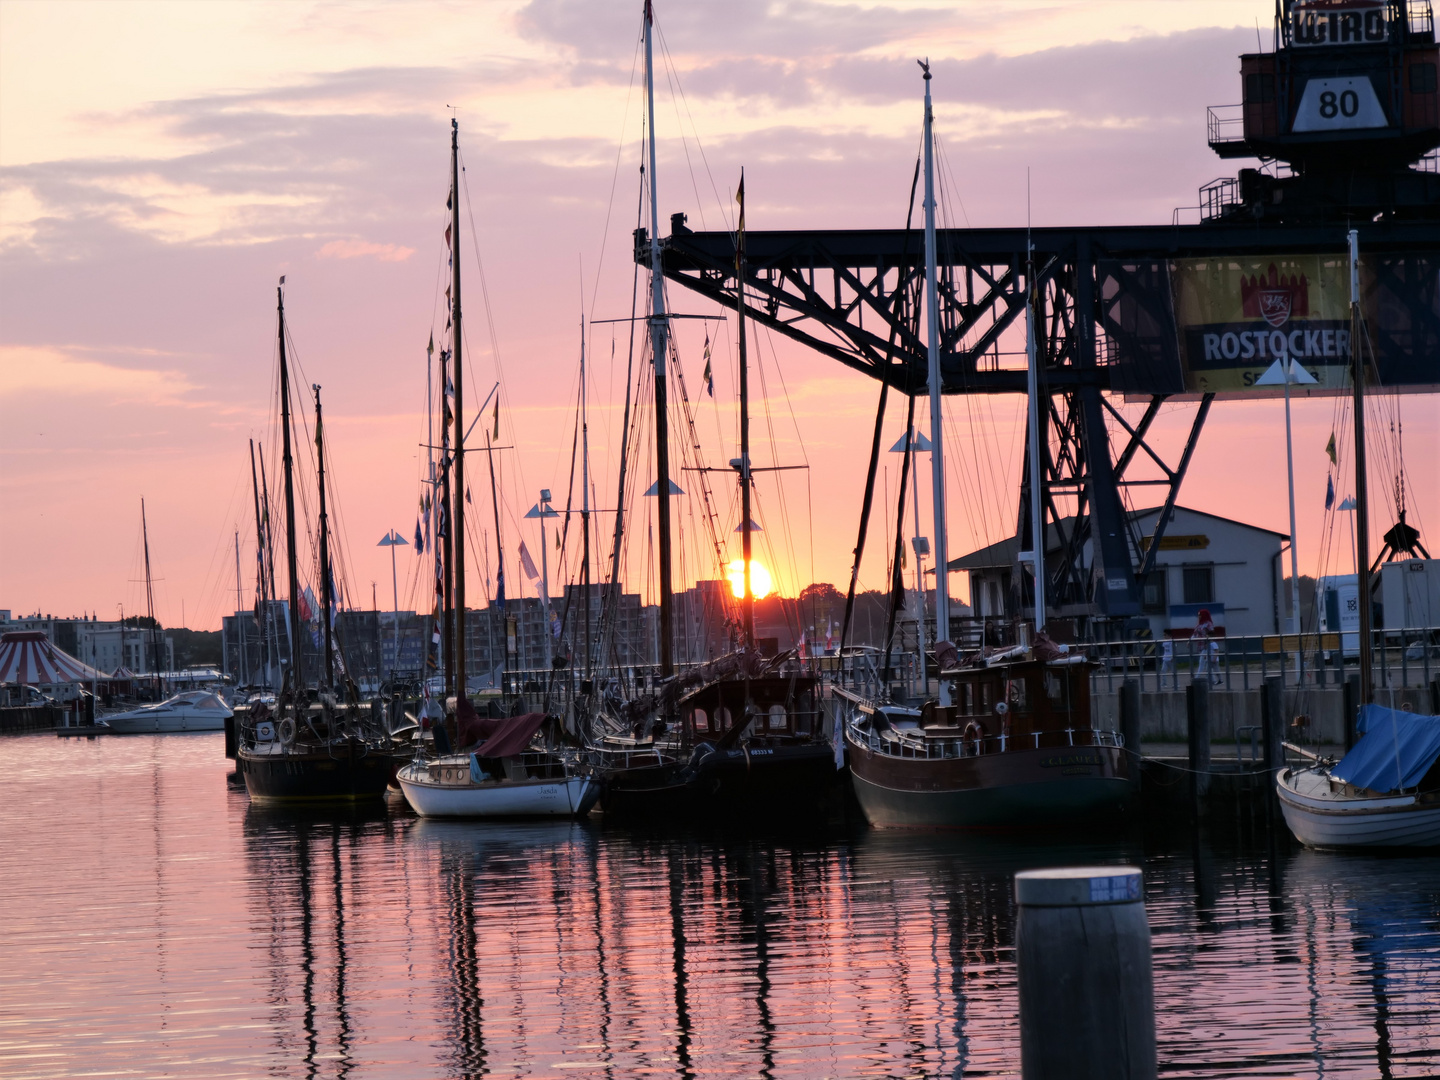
[248,439,269,687]
[141,497,161,695]
[735,170,754,648]
[451,117,467,702]
[277,283,305,694]
[313,383,334,690]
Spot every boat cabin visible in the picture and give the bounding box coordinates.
[678,674,822,745]
[922,658,1098,752]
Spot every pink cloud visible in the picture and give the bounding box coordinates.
[316,239,415,262]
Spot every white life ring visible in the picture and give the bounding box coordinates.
[278,716,297,747]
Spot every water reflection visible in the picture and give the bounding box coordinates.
[1,735,1438,1079]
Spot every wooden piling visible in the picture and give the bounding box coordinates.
[1187,680,1211,816]
[1015,866,1157,1080]
[1120,678,1141,792]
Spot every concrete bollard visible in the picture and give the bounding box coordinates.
[1186,680,1211,816]
[1015,866,1157,1080]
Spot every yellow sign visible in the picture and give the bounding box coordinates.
[1171,254,1355,393]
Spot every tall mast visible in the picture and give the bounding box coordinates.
[920,60,950,656]
[1024,241,1046,634]
[736,170,755,648]
[235,531,247,685]
[1349,229,1373,704]
[249,439,269,687]
[645,0,676,676]
[313,383,334,690]
[580,301,593,674]
[277,284,304,693]
[486,430,505,682]
[141,498,161,694]
[439,339,454,696]
[451,118,468,699]
[258,445,279,688]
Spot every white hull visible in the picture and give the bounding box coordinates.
[1277,767,1440,848]
[398,763,598,819]
[104,713,227,734]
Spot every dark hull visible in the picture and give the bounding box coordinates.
[600,741,841,820]
[846,731,1131,829]
[237,742,398,804]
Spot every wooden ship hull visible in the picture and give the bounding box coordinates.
[237,739,399,804]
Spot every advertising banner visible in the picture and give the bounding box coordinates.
[1171,254,1355,393]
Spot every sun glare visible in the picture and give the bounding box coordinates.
[726,559,773,600]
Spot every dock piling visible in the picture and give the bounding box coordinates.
[1186,680,1211,817]
[1120,678,1141,792]
[1015,866,1156,1080]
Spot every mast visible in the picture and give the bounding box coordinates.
[277,284,305,694]
[451,117,467,700]
[141,498,161,695]
[249,439,270,688]
[313,383,334,690]
[1349,229,1373,704]
[1024,240,1046,634]
[258,445,279,689]
[439,340,454,696]
[580,302,593,674]
[486,430,505,682]
[645,0,676,676]
[235,531,247,685]
[920,60,950,659]
[736,170,755,647]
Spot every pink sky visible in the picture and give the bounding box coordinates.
[2,1,1435,631]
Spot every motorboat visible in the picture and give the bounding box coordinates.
[103,690,233,734]
[1277,704,1440,849]
[397,710,599,819]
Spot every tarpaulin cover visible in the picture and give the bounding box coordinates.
[0,631,106,685]
[473,711,547,759]
[1331,705,1440,793]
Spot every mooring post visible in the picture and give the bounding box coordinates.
[1343,675,1360,751]
[1120,678,1141,793]
[1015,866,1157,1080]
[1187,679,1211,817]
[1261,675,1283,815]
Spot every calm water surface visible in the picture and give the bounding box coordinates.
[1,733,1436,1078]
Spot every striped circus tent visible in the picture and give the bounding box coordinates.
[0,631,105,686]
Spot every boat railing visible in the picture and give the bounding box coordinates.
[854,721,1124,760]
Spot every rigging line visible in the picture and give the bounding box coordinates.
[589,26,645,321]
[654,21,732,234]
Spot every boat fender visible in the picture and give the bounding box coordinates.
[278,716,297,747]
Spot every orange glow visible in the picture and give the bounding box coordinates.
[726,559,772,600]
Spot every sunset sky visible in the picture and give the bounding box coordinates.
[2,0,1435,631]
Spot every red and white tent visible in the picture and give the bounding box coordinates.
[0,631,106,686]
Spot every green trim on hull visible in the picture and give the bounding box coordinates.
[851,771,1131,829]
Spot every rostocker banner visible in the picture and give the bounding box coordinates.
[1171,254,1354,393]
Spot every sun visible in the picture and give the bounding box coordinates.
[726,559,773,600]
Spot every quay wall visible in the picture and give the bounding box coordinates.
[1091,684,1438,745]
[0,706,67,734]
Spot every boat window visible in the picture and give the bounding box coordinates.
[714,706,731,731]
[1046,671,1069,710]
[1006,678,1028,712]
[768,704,787,731]
[692,708,709,732]
[980,682,992,708]
[961,682,974,714]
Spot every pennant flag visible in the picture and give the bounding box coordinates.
[1325,474,1335,510]
[414,519,424,555]
[519,541,540,580]
[465,485,472,505]
[427,332,433,357]
[797,629,807,660]
[436,501,449,538]
[444,224,451,248]
[496,568,506,611]
[446,191,452,211]
[1325,431,1337,465]
[734,170,746,275]
[555,529,560,551]
[702,333,714,397]
[492,396,500,439]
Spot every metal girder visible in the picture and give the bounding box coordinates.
[642,217,1435,624]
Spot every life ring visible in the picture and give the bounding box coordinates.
[962,720,985,755]
[278,716,297,747]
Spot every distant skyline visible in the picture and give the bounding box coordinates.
[2,0,1435,630]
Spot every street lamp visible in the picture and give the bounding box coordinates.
[1255,357,1318,636]
[377,529,409,679]
[524,490,561,669]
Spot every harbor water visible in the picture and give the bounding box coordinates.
[2,733,1436,1078]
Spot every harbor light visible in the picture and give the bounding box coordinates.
[726,559,772,600]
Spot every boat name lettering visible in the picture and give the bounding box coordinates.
[1040,754,1101,768]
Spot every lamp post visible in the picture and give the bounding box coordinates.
[890,427,933,688]
[377,529,409,679]
[525,491,561,669]
[1255,357,1318,638]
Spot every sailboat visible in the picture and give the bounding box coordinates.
[1276,230,1440,849]
[235,283,399,803]
[395,119,598,819]
[841,64,1131,828]
[593,3,838,819]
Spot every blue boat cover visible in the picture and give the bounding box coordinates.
[1331,705,1440,793]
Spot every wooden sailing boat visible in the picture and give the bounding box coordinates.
[841,65,1131,828]
[396,119,598,819]
[594,3,839,818]
[1276,230,1440,848]
[235,282,398,803]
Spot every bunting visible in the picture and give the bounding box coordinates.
[519,541,540,580]
[1325,474,1335,510]
[414,519,424,556]
[444,224,451,248]
[1325,431,1337,465]
[492,396,500,439]
[702,333,714,397]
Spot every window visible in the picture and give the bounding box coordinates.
[768,705,787,731]
[1006,679,1028,712]
[691,708,709,732]
[1182,566,1214,605]
[1141,570,1168,615]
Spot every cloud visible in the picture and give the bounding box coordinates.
[316,239,415,261]
[0,344,196,404]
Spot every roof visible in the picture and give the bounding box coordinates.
[947,505,1289,573]
[0,631,107,685]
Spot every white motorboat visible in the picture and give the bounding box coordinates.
[102,690,234,734]
[1277,704,1440,849]
[397,710,599,819]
